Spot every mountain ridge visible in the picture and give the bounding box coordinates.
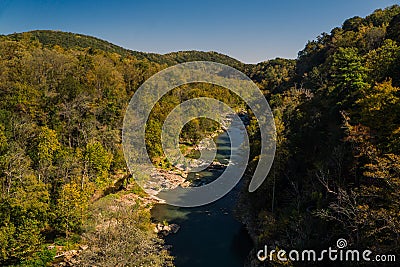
[5,30,248,68]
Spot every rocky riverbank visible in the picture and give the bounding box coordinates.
[143,112,241,201]
[154,223,181,236]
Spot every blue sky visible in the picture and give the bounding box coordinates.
[0,0,398,63]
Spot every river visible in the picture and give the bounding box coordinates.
[151,116,253,267]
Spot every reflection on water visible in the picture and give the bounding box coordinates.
[151,118,253,267]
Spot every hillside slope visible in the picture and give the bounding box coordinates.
[6,30,245,68]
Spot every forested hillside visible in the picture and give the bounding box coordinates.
[0,4,399,266]
[0,31,175,266]
[243,5,400,266]
[6,30,244,68]
[0,29,248,266]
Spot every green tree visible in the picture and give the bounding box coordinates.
[32,126,60,183]
[85,141,113,187]
[329,47,370,106]
[356,79,400,151]
[54,182,93,239]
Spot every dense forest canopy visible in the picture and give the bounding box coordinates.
[5,30,245,68]
[0,4,399,266]
[0,28,250,266]
[244,4,400,266]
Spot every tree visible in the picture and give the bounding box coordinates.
[317,117,400,252]
[329,47,370,106]
[33,126,61,183]
[85,141,113,187]
[77,199,173,267]
[387,13,400,43]
[0,147,49,263]
[356,79,400,151]
[0,124,7,154]
[53,182,93,239]
[365,39,400,82]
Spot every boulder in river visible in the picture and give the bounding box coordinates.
[154,223,180,235]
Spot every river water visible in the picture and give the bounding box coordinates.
[151,117,253,267]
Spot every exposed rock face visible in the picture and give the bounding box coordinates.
[54,249,81,266]
[154,223,180,236]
